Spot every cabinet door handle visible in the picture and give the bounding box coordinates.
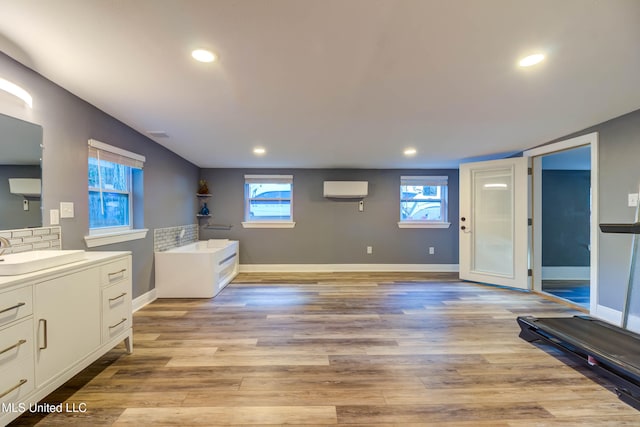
[0,301,25,315]
[108,269,127,279]
[0,339,27,356]
[109,318,127,329]
[109,292,127,302]
[39,319,48,350]
[0,379,27,399]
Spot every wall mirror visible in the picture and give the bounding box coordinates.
[0,112,43,229]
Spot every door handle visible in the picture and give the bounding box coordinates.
[39,319,48,350]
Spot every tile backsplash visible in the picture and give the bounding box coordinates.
[153,224,198,252]
[0,226,62,253]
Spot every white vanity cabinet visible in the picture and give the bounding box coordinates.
[35,267,101,387]
[0,251,132,426]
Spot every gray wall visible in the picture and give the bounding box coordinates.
[0,165,41,229]
[544,108,640,311]
[199,168,459,265]
[542,170,590,267]
[0,52,199,298]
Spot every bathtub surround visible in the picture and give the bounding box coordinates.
[153,224,198,252]
[0,226,61,253]
[199,168,459,271]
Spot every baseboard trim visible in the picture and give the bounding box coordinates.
[542,266,590,280]
[239,264,459,273]
[593,304,622,326]
[133,289,157,312]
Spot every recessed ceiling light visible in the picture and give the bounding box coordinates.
[253,147,266,155]
[191,49,216,63]
[519,53,545,67]
[404,148,417,156]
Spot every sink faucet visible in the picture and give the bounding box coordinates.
[0,236,10,256]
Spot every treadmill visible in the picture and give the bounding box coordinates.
[517,221,640,409]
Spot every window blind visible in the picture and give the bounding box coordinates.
[88,139,145,169]
[401,176,448,187]
[244,174,293,184]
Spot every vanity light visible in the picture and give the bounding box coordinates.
[191,49,216,63]
[0,78,33,108]
[403,148,417,157]
[519,53,545,67]
[253,147,266,155]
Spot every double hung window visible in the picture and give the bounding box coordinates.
[88,139,144,235]
[398,175,450,228]
[242,174,295,228]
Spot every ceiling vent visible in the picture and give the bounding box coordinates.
[147,131,169,138]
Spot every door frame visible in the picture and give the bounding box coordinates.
[523,132,599,313]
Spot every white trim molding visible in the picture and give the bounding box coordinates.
[524,131,599,314]
[397,222,451,229]
[133,289,157,312]
[239,263,459,273]
[593,304,622,326]
[84,228,148,248]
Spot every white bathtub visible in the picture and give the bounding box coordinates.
[155,239,239,298]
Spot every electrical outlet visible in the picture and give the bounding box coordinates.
[629,193,639,207]
[429,247,435,255]
[367,246,373,254]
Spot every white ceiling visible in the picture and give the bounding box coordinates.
[1,0,639,169]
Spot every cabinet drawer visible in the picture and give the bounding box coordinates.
[102,280,132,343]
[100,257,130,286]
[0,286,33,328]
[0,319,34,405]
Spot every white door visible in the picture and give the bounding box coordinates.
[459,157,530,289]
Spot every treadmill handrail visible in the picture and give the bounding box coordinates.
[600,222,640,234]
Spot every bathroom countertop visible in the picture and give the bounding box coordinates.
[0,250,131,290]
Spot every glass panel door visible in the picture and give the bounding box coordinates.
[459,157,529,289]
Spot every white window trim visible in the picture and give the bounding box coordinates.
[397,221,451,229]
[244,174,294,225]
[88,138,145,238]
[399,175,449,225]
[84,228,148,248]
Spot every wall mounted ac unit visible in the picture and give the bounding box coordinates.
[9,178,41,197]
[323,181,368,198]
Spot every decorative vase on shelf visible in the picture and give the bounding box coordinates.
[198,179,209,195]
[199,203,210,216]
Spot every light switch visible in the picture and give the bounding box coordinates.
[629,193,639,208]
[50,209,60,225]
[60,202,75,218]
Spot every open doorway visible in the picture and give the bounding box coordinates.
[538,146,591,308]
[525,132,599,313]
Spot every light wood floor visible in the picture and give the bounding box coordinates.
[10,273,640,426]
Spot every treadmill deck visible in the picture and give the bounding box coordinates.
[518,315,640,409]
